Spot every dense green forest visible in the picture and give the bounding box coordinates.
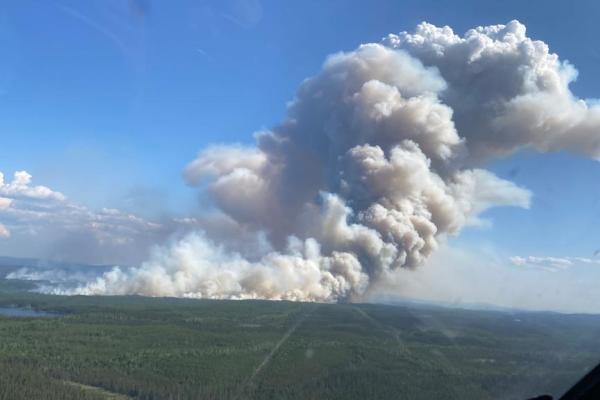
[0,278,599,399]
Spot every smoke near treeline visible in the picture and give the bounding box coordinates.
[41,21,600,301]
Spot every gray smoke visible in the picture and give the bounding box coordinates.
[56,21,600,301]
[384,20,600,161]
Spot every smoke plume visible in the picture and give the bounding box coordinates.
[57,21,600,301]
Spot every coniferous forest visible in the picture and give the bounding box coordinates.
[0,279,599,400]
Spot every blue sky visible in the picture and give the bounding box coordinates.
[2,0,600,265]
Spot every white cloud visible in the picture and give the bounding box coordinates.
[0,170,168,264]
[0,223,10,239]
[0,197,12,210]
[0,171,65,201]
[510,255,600,271]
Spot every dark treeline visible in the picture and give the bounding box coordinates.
[0,360,103,400]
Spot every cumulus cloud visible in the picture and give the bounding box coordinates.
[509,255,600,272]
[0,170,167,265]
[0,198,12,210]
[0,223,9,239]
[0,171,65,201]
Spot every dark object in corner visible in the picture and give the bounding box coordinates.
[559,363,600,400]
[528,362,600,400]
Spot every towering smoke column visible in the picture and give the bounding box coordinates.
[64,21,600,301]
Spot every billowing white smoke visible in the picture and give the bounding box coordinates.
[59,20,600,301]
[383,20,600,161]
